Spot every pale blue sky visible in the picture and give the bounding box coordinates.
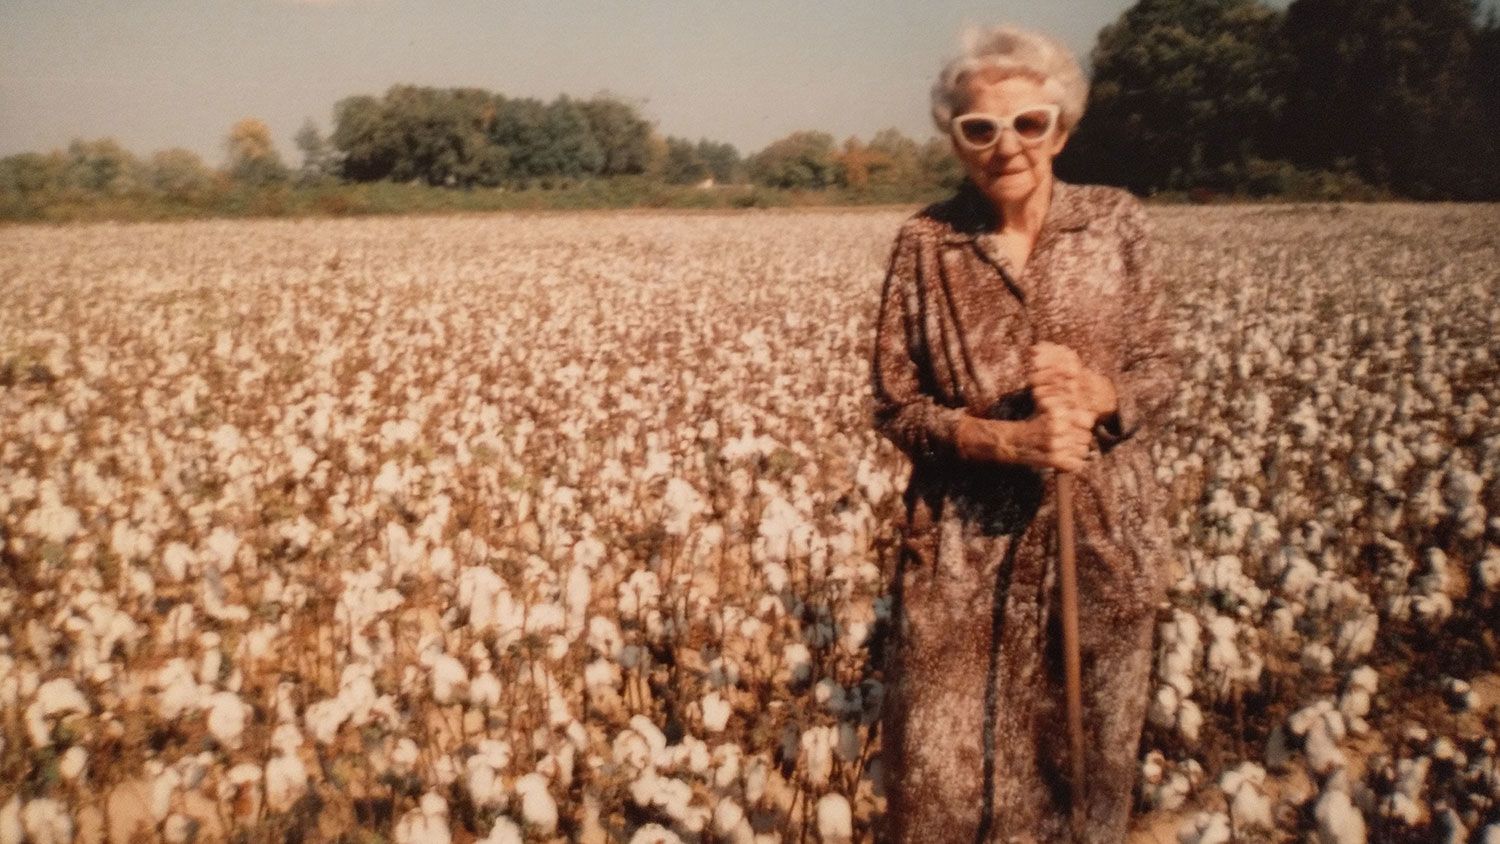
[4,0,1270,166]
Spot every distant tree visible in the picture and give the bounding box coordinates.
[835,137,875,189]
[579,96,653,176]
[662,137,709,184]
[293,118,337,184]
[747,131,838,189]
[534,97,604,183]
[225,118,289,186]
[1058,0,1292,194]
[866,128,922,186]
[64,138,144,196]
[1280,0,1498,198]
[332,95,399,182]
[917,137,965,192]
[147,148,218,201]
[694,139,741,183]
[0,152,67,216]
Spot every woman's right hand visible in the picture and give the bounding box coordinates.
[955,409,1094,473]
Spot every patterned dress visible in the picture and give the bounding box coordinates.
[869,178,1183,842]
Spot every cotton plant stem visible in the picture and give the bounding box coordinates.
[1056,471,1087,842]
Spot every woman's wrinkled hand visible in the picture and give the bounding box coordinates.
[1029,341,1117,421]
[955,408,1094,473]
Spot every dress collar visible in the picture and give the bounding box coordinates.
[937,178,1091,247]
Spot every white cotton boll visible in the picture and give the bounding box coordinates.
[1302,642,1335,674]
[1314,786,1367,844]
[205,691,251,749]
[514,773,557,834]
[1479,823,1500,844]
[427,652,467,704]
[1477,547,1500,591]
[629,824,684,844]
[1228,782,1272,832]
[18,799,72,844]
[24,678,90,746]
[629,715,669,758]
[0,797,20,844]
[1146,771,1191,811]
[393,793,450,844]
[702,691,732,733]
[478,817,522,844]
[1334,613,1378,663]
[464,762,507,809]
[714,796,754,839]
[58,746,87,781]
[800,726,836,787]
[816,793,853,842]
[470,672,502,708]
[265,753,308,812]
[1305,721,1347,776]
[304,697,350,745]
[1177,699,1204,744]
[390,737,420,775]
[783,643,813,686]
[1177,811,1231,844]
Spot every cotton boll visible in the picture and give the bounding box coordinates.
[1177,699,1204,744]
[782,643,812,686]
[628,824,684,844]
[701,691,732,733]
[478,817,522,844]
[799,726,836,787]
[816,793,853,842]
[58,746,87,781]
[514,773,557,834]
[1314,784,1367,844]
[393,792,450,844]
[24,678,90,747]
[265,753,308,812]
[1177,811,1231,844]
[205,691,251,749]
[18,799,72,844]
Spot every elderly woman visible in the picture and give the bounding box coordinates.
[870,23,1183,842]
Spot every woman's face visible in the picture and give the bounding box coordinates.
[950,72,1069,210]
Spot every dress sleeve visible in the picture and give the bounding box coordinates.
[871,224,966,464]
[1093,196,1180,454]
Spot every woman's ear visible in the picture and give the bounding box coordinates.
[1050,127,1071,157]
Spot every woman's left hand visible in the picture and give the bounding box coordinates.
[1029,341,1117,421]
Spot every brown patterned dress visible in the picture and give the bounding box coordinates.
[869,178,1183,842]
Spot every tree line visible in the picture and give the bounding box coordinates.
[2,0,1497,220]
[1058,0,1500,199]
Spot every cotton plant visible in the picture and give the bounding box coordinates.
[2,204,1497,841]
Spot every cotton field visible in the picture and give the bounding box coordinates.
[1,202,1498,844]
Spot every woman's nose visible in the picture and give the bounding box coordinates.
[995,127,1024,156]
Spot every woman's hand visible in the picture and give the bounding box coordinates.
[955,408,1094,473]
[1029,341,1118,421]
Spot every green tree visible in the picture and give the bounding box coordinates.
[293,118,337,184]
[1280,0,1498,198]
[147,148,218,201]
[579,96,653,176]
[1058,0,1292,194]
[746,131,838,189]
[694,139,741,183]
[225,117,289,186]
[64,138,144,196]
[662,137,708,184]
[331,95,399,182]
[917,137,964,192]
[866,128,922,186]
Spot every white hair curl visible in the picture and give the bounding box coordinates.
[930,24,1089,135]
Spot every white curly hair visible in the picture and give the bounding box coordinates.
[930,24,1089,135]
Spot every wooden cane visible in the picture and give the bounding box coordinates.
[1056,471,1087,842]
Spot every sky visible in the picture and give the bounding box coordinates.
[5,0,1243,166]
